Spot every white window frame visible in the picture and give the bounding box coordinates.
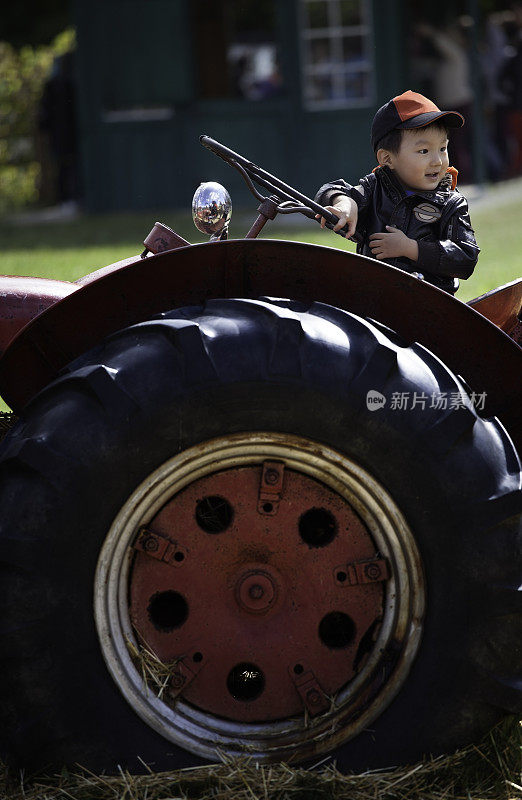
[300,0,374,110]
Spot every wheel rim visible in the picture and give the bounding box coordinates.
[95,433,425,763]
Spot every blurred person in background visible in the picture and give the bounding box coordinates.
[481,13,511,180]
[415,21,474,184]
[498,2,522,177]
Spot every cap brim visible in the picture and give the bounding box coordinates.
[399,110,464,129]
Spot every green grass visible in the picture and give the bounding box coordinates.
[0,181,521,302]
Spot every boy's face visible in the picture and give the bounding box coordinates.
[379,126,450,191]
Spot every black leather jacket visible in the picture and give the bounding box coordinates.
[315,166,480,293]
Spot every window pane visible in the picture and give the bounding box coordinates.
[306,74,334,102]
[342,35,364,62]
[339,0,362,26]
[301,0,372,109]
[305,0,329,29]
[310,37,333,66]
[342,70,368,99]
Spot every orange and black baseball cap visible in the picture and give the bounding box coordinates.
[371,90,465,152]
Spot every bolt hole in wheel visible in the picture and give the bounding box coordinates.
[299,507,337,547]
[96,433,424,763]
[147,591,188,631]
[195,495,234,533]
[319,611,356,649]
[227,663,265,701]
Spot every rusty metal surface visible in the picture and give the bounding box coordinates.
[509,318,522,346]
[0,275,76,358]
[143,222,190,255]
[467,278,522,334]
[133,527,187,568]
[74,254,152,287]
[129,463,384,722]
[257,460,285,515]
[336,556,390,586]
[0,239,520,452]
[245,213,270,239]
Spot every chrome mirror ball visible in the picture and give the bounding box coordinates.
[192,182,232,236]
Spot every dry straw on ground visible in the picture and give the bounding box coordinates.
[126,638,182,701]
[1,718,520,800]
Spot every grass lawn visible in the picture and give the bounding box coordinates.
[0,179,521,302]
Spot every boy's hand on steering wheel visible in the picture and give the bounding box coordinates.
[315,197,358,238]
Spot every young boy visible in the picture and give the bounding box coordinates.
[315,90,479,294]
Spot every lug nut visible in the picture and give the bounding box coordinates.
[248,583,264,600]
[143,536,159,552]
[170,673,186,689]
[264,468,279,485]
[364,563,381,581]
[306,689,321,705]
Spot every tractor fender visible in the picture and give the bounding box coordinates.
[0,276,75,356]
[0,256,147,358]
[467,278,522,342]
[0,239,520,451]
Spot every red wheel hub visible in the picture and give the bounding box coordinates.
[235,566,279,614]
[129,462,387,722]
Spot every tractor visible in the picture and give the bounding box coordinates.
[0,137,520,774]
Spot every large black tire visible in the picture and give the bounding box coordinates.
[0,298,520,774]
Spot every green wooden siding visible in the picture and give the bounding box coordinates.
[74,0,406,212]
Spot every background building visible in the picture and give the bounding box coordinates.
[71,0,516,211]
[73,0,405,211]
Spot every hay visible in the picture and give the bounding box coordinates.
[1,718,520,800]
[126,637,181,701]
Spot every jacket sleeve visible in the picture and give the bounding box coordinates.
[416,194,480,279]
[314,173,376,216]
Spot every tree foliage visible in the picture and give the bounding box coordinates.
[0,28,75,214]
